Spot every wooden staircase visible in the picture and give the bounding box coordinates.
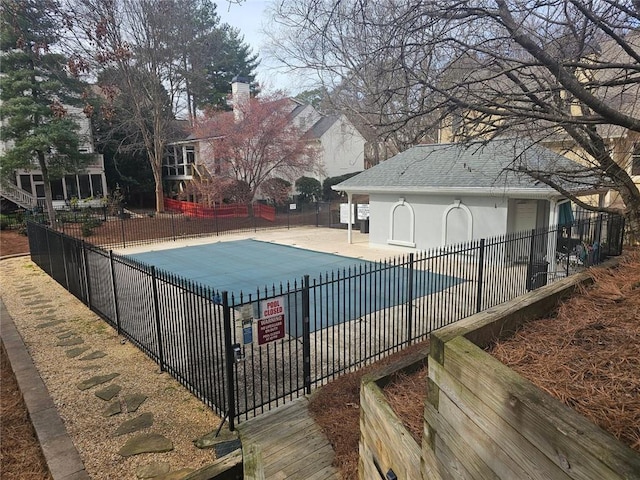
[0,182,37,210]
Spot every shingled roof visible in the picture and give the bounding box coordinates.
[333,138,595,197]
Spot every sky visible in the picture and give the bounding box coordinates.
[216,0,310,95]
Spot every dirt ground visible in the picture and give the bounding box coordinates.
[0,229,30,257]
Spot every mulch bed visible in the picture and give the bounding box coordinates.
[0,344,52,479]
[311,249,640,479]
[490,249,640,453]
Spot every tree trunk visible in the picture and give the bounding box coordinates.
[151,152,165,214]
[624,197,640,245]
[37,152,56,226]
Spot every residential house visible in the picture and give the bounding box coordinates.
[163,79,366,200]
[333,139,600,253]
[0,105,107,211]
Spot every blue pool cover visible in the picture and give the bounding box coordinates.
[127,239,462,332]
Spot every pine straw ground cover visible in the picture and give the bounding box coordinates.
[0,343,52,479]
[490,249,640,453]
[308,342,429,479]
[310,249,639,479]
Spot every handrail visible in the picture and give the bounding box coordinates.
[0,181,37,208]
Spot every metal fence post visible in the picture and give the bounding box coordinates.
[214,204,220,236]
[82,240,91,307]
[526,229,536,291]
[406,253,414,345]
[109,250,122,335]
[120,215,126,248]
[476,239,486,313]
[151,266,165,372]
[171,210,176,242]
[315,202,319,227]
[222,291,236,430]
[302,275,311,395]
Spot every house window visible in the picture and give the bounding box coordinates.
[79,175,91,198]
[19,175,32,194]
[185,146,195,164]
[51,179,64,200]
[65,175,78,198]
[91,174,104,197]
[632,145,640,175]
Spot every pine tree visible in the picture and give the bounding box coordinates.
[0,0,89,223]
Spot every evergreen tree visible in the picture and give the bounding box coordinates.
[0,0,90,223]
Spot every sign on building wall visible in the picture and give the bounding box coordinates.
[357,204,370,220]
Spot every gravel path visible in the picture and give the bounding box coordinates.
[0,257,223,479]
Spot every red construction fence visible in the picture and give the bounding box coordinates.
[164,198,276,221]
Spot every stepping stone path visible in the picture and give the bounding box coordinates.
[118,433,173,457]
[80,350,107,361]
[115,412,154,436]
[95,384,122,401]
[27,304,214,477]
[77,373,120,391]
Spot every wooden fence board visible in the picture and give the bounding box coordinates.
[430,360,568,480]
[443,336,640,479]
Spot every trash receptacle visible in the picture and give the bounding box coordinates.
[360,219,369,233]
[526,261,548,291]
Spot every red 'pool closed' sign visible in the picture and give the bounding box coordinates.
[257,297,286,345]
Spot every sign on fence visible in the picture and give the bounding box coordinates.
[257,297,286,345]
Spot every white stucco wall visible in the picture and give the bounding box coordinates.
[368,193,511,250]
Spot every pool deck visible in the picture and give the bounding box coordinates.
[115,226,411,263]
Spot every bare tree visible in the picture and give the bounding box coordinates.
[268,0,441,161]
[269,0,640,241]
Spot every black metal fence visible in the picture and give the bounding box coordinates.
[43,201,350,249]
[26,212,625,428]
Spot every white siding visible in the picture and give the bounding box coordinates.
[318,116,365,180]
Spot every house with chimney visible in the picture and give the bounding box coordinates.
[163,78,366,200]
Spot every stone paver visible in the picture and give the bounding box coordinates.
[76,372,120,391]
[115,412,154,436]
[36,319,65,328]
[66,346,90,358]
[95,384,121,401]
[136,461,170,478]
[80,350,107,361]
[57,337,84,347]
[103,400,122,417]
[124,393,147,412]
[118,433,173,457]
